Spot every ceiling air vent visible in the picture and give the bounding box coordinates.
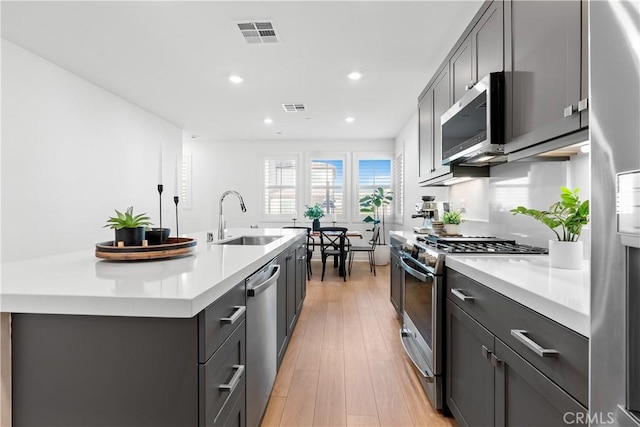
[282,103,306,113]
[237,21,279,44]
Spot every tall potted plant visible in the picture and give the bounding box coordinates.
[303,203,325,231]
[359,187,393,265]
[510,187,589,270]
[104,206,152,246]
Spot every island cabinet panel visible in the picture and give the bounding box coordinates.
[12,314,199,427]
[12,279,251,427]
[445,267,588,427]
[276,235,307,368]
[505,0,583,153]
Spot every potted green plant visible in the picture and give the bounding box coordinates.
[104,206,152,246]
[303,203,325,231]
[510,186,589,269]
[359,187,393,265]
[442,210,463,235]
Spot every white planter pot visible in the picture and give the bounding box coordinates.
[374,244,390,266]
[444,224,459,235]
[549,240,583,270]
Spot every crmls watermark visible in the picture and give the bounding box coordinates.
[563,412,615,425]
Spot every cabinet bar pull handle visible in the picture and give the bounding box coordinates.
[219,365,245,392]
[298,256,306,261]
[490,353,501,367]
[578,98,589,112]
[511,329,559,357]
[451,288,474,302]
[564,105,575,118]
[220,305,246,324]
[481,345,491,359]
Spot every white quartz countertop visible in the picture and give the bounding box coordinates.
[0,228,302,318]
[390,231,590,337]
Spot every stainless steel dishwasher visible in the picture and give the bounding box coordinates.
[246,259,280,427]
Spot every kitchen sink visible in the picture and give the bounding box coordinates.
[216,235,283,245]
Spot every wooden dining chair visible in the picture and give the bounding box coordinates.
[317,227,349,282]
[348,225,380,276]
[283,226,314,280]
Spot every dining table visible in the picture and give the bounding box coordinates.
[309,230,363,277]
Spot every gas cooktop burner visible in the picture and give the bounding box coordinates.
[415,235,548,255]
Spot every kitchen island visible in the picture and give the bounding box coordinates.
[0,228,306,427]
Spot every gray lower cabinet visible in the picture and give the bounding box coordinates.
[446,268,588,426]
[12,278,253,427]
[389,242,403,318]
[277,235,307,368]
[446,300,495,427]
[505,0,585,153]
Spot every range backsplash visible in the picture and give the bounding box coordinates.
[449,151,590,260]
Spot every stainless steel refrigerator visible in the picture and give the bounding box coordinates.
[590,1,640,425]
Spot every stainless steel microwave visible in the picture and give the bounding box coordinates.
[440,72,505,165]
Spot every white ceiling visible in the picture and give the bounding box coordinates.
[1,1,484,141]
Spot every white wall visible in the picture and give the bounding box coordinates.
[1,40,182,261]
[449,150,591,257]
[182,138,394,237]
[394,112,448,231]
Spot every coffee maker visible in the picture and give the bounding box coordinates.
[412,196,450,234]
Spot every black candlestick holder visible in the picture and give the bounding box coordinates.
[157,184,164,230]
[174,196,180,239]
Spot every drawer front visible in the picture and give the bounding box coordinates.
[199,281,246,363]
[219,385,246,427]
[199,320,246,427]
[446,268,588,406]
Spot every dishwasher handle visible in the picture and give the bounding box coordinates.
[247,264,280,297]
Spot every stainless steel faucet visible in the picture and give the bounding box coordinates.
[217,190,247,240]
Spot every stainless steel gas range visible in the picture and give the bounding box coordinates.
[398,234,547,411]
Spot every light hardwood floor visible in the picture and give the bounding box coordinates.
[262,261,457,427]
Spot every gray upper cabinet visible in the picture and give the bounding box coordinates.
[451,38,473,104]
[418,88,434,182]
[579,0,589,129]
[474,1,504,86]
[417,0,502,185]
[418,64,451,183]
[505,0,584,153]
[452,1,504,104]
[431,65,452,179]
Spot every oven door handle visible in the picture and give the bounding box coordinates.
[400,257,433,282]
[400,327,435,382]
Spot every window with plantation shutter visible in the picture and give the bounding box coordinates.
[263,157,297,216]
[357,158,393,217]
[393,153,403,223]
[309,157,344,217]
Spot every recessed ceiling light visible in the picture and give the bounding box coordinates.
[345,117,355,123]
[229,75,244,84]
[264,118,273,124]
[347,71,362,80]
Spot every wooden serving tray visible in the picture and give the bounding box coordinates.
[95,237,197,261]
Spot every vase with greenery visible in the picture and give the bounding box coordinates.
[359,187,393,245]
[304,203,325,231]
[104,206,152,246]
[510,186,589,269]
[442,210,463,235]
